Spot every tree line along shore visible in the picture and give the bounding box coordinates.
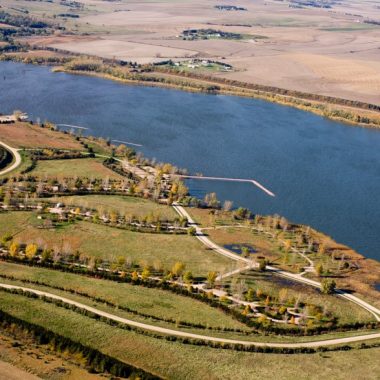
[1,46,380,130]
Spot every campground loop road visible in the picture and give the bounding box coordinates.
[0,148,379,346]
[172,204,380,322]
[0,142,21,176]
[1,282,380,348]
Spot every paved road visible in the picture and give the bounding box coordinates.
[0,142,21,176]
[1,282,379,348]
[173,204,380,322]
[173,203,252,263]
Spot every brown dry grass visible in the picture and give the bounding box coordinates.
[0,332,102,380]
[0,123,82,150]
[0,360,39,380]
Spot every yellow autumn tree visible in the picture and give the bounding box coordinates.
[25,243,38,260]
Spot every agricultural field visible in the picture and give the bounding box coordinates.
[2,0,379,104]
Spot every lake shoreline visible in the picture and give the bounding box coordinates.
[1,60,379,264]
[1,51,380,130]
[56,67,380,130]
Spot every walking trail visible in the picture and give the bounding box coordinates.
[172,204,380,322]
[1,282,379,348]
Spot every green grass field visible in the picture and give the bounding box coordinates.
[188,208,308,271]
[30,158,123,180]
[49,194,177,221]
[0,212,234,276]
[1,262,377,343]
[0,261,245,330]
[0,292,379,380]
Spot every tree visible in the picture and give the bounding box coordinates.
[204,193,220,209]
[318,244,326,255]
[25,243,38,260]
[110,210,118,224]
[176,181,188,200]
[241,246,250,258]
[258,315,268,325]
[115,144,127,156]
[141,267,150,280]
[117,256,126,268]
[316,263,324,277]
[172,262,186,277]
[222,200,233,212]
[246,288,255,302]
[242,305,251,316]
[41,249,51,262]
[258,259,267,272]
[9,242,19,257]
[321,279,336,294]
[234,207,250,220]
[1,233,12,245]
[183,271,193,284]
[283,240,292,253]
[206,271,218,288]
[187,226,196,236]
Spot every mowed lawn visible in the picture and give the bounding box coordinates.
[0,262,245,329]
[50,194,177,220]
[0,212,233,276]
[0,293,379,380]
[30,158,123,180]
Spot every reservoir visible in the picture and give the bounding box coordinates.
[1,61,379,261]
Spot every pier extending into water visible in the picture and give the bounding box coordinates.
[56,124,89,130]
[112,139,143,147]
[180,175,275,197]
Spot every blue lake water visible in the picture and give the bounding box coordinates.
[0,61,379,261]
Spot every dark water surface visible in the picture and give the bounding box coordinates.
[1,62,379,260]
